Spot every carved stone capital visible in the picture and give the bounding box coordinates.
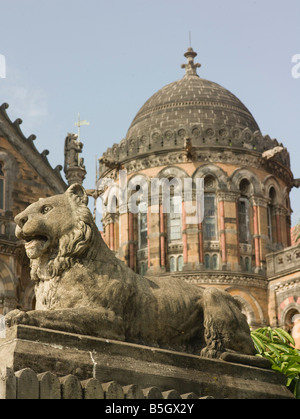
[217,191,239,202]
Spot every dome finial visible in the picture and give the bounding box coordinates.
[181,47,201,78]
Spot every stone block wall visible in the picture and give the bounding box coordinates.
[0,367,208,400]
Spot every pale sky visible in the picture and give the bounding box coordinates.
[0,0,299,225]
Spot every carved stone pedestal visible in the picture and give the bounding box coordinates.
[0,325,293,399]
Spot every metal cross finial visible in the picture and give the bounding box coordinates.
[74,112,89,165]
[181,47,201,78]
[74,112,90,143]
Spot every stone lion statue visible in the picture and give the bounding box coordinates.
[6,184,255,359]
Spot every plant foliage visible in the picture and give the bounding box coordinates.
[251,327,300,399]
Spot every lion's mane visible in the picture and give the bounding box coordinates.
[30,189,99,282]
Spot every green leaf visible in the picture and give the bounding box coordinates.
[263,353,277,366]
[251,334,265,354]
[251,326,300,396]
[281,354,300,364]
[288,365,300,373]
[271,364,282,373]
[268,327,274,341]
[274,328,289,344]
[265,343,281,357]
[275,328,295,346]
[272,343,293,354]
[251,331,270,344]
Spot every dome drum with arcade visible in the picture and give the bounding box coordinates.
[98,48,295,331]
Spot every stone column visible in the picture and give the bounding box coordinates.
[128,211,134,270]
[147,207,151,269]
[235,200,241,270]
[218,199,227,268]
[252,204,261,272]
[274,207,282,245]
[218,192,240,271]
[109,218,115,251]
[268,283,279,328]
[286,211,291,247]
[146,199,162,275]
[182,197,202,271]
[159,203,166,268]
[118,204,129,266]
[198,200,204,267]
[182,201,188,265]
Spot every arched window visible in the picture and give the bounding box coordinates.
[245,256,251,272]
[203,176,217,241]
[168,255,184,272]
[240,256,251,272]
[170,256,176,272]
[267,187,276,243]
[140,262,146,276]
[204,253,219,270]
[203,194,217,240]
[238,179,251,244]
[168,195,182,241]
[204,254,210,269]
[177,255,183,271]
[285,308,300,335]
[267,205,273,241]
[138,202,148,249]
[238,199,249,243]
[212,254,218,270]
[0,163,5,211]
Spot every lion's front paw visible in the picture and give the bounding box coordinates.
[5,309,30,328]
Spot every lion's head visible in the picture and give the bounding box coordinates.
[14,184,98,281]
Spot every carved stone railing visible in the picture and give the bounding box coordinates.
[266,244,300,278]
[99,126,290,176]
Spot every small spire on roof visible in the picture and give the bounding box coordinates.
[181,47,201,78]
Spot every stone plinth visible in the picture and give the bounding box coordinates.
[0,325,293,399]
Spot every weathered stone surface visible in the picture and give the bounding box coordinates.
[0,367,16,399]
[101,381,124,399]
[37,371,61,399]
[60,374,82,399]
[0,325,294,399]
[1,367,211,399]
[123,384,144,399]
[181,392,199,399]
[142,386,163,399]
[81,378,104,399]
[220,351,271,369]
[15,368,39,399]
[162,389,182,399]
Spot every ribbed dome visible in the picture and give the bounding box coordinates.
[126,48,260,140]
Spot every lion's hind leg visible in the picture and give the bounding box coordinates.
[200,288,255,359]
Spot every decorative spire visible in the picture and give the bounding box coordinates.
[181,47,201,78]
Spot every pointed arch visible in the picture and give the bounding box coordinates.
[192,164,228,190]
[262,175,284,206]
[230,168,262,196]
[156,165,189,180]
[225,287,264,327]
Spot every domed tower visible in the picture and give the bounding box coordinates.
[99,48,294,328]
